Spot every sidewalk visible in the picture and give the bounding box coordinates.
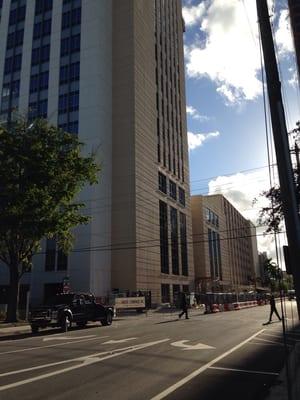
[265,341,300,400]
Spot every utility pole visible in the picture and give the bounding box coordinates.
[256,0,300,319]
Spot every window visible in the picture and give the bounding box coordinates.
[60,34,80,56]
[60,62,80,84]
[62,8,81,29]
[169,180,176,200]
[45,238,56,271]
[170,207,179,275]
[158,172,167,193]
[2,80,19,99]
[31,45,50,65]
[159,201,169,274]
[35,0,53,15]
[29,99,48,119]
[178,187,185,206]
[208,228,222,280]
[45,238,68,271]
[9,5,26,25]
[59,91,79,114]
[180,213,188,276]
[161,284,170,303]
[7,29,24,49]
[30,71,49,92]
[33,19,52,38]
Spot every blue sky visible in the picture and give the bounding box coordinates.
[182,0,300,258]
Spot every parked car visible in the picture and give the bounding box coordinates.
[29,292,114,333]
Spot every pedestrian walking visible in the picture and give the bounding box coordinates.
[264,294,281,324]
[178,292,189,319]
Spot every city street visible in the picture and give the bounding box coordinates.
[0,302,299,400]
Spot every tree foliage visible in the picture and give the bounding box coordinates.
[0,118,99,321]
[258,121,300,233]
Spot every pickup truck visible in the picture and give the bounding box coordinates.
[29,292,114,333]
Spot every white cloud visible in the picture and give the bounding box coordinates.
[185,0,262,104]
[186,105,210,121]
[275,9,294,56]
[182,3,206,26]
[188,130,220,150]
[207,169,284,259]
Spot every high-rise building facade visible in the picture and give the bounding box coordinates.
[0,0,193,306]
[191,195,257,293]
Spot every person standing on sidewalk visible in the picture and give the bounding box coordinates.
[265,294,281,324]
[178,292,189,320]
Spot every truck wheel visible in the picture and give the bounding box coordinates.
[61,314,72,332]
[31,325,39,334]
[101,312,112,326]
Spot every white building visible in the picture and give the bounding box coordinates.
[0,0,194,307]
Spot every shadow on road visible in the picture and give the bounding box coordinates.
[0,323,104,342]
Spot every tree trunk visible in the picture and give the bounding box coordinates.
[5,265,20,323]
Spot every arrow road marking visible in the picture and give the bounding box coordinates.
[43,335,96,342]
[171,340,215,350]
[102,338,137,344]
[0,338,169,391]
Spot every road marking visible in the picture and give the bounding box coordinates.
[43,335,96,342]
[171,340,215,350]
[0,336,109,356]
[208,366,279,376]
[0,338,169,391]
[102,338,137,344]
[150,329,265,400]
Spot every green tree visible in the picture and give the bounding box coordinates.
[263,258,281,292]
[0,118,99,322]
[258,121,300,232]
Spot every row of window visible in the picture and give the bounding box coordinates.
[208,228,222,280]
[159,200,188,276]
[33,19,52,39]
[30,71,49,93]
[60,62,80,84]
[205,208,219,228]
[32,44,50,65]
[7,29,24,49]
[161,283,189,304]
[158,172,185,206]
[61,34,80,56]
[4,54,22,73]
[62,7,81,29]
[29,99,48,119]
[59,121,78,134]
[35,0,53,16]
[45,238,68,271]
[2,80,19,99]
[9,5,26,25]
[58,91,79,114]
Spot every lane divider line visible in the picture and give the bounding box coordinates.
[150,329,265,400]
[0,338,169,391]
[0,336,109,356]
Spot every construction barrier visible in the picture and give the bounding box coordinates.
[211,303,220,313]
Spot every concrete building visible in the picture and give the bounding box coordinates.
[191,195,257,294]
[0,0,193,306]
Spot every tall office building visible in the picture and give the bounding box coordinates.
[0,0,193,306]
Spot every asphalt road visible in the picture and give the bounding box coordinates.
[0,301,299,400]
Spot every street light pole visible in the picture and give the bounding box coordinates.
[257,0,300,319]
